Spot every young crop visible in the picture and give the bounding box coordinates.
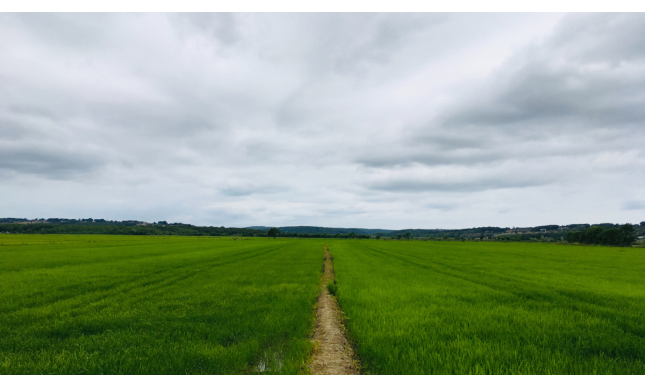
[326,280,338,297]
[0,235,324,374]
[3,234,645,375]
[331,240,645,374]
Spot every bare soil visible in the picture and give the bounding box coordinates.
[309,244,360,375]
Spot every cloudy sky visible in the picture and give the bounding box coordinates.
[1,13,644,229]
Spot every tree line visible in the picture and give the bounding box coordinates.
[2,220,641,246]
[566,224,636,246]
[0,223,266,237]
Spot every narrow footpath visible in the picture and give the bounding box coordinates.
[310,244,359,375]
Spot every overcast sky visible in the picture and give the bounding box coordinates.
[1,13,644,229]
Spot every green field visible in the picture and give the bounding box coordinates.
[0,235,323,374]
[330,240,645,374]
[2,235,645,374]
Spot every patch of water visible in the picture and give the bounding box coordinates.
[254,350,283,373]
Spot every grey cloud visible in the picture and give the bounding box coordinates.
[220,182,284,197]
[356,150,502,168]
[324,13,447,73]
[441,14,645,132]
[0,144,104,178]
[172,13,240,45]
[1,13,643,228]
[366,174,555,193]
[353,13,645,201]
[443,65,645,130]
[253,13,449,78]
[425,203,458,211]
[356,128,634,169]
[550,13,645,63]
[8,13,112,50]
[356,133,499,167]
[622,200,645,211]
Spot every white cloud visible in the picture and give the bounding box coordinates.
[1,13,643,228]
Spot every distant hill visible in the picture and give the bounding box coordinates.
[0,219,266,237]
[3,218,642,240]
[247,226,394,235]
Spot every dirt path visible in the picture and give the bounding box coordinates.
[310,244,360,375]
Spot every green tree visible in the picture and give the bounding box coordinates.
[619,224,636,245]
[404,232,411,240]
[567,224,635,246]
[268,228,280,239]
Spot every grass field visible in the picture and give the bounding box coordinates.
[330,240,645,374]
[3,234,645,375]
[0,235,323,374]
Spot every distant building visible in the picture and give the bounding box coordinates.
[508,228,532,234]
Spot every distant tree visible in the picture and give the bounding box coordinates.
[268,228,280,239]
[619,224,636,245]
[567,223,635,246]
[582,226,604,244]
[641,221,645,227]
[375,235,381,240]
[396,234,402,240]
[404,232,411,240]
[348,232,357,239]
